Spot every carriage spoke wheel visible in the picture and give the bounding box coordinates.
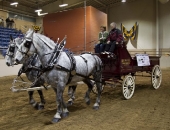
[151,65,162,89]
[122,75,135,100]
[92,83,104,94]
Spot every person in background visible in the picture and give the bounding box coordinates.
[10,19,15,28]
[0,18,4,27]
[95,26,108,53]
[6,17,10,28]
[103,22,123,54]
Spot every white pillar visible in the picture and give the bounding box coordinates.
[156,0,159,55]
[84,1,86,51]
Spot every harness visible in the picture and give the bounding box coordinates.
[18,34,103,85]
[17,53,39,76]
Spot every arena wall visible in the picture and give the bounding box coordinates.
[43,6,107,52]
[0,10,8,20]
[108,0,170,68]
[0,59,22,77]
[0,10,35,32]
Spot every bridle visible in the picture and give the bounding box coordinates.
[17,39,33,57]
[6,43,16,58]
[18,34,53,57]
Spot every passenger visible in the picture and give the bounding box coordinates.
[103,22,123,54]
[95,26,108,53]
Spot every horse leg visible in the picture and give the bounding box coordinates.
[67,85,77,106]
[28,91,35,104]
[28,91,39,109]
[83,80,93,105]
[29,79,45,110]
[36,90,46,110]
[52,83,69,123]
[92,71,102,110]
[62,98,69,118]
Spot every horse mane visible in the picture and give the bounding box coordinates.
[14,37,23,47]
[35,33,56,49]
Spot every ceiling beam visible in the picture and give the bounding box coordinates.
[94,0,106,7]
[5,0,35,9]
[1,7,36,17]
[40,0,58,7]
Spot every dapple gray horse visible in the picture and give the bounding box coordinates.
[14,29,103,123]
[5,37,46,109]
[5,37,77,109]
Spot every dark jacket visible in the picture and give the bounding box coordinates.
[107,28,123,43]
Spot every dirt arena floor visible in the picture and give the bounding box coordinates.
[0,68,170,130]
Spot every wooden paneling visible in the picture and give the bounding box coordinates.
[43,6,107,52]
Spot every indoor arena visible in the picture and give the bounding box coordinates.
[0,0,170,130]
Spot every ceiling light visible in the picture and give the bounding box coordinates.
[121,0,126,2]
[59,4,68,7]
[37,11,48,16]
[35,9,42,12]
[10,2,18,6]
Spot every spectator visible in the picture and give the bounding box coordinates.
[0,18,4,27]
[6,17,10,28]
[10,19,15,28]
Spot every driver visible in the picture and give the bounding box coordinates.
[103,22,123,54]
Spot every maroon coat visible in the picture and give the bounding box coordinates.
[107,28,123,43]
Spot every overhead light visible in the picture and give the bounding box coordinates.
[121,0,126,2]
[35,9,42,12]
[10,2,18,6]
[37,11,48,16]
[59,4,68,7]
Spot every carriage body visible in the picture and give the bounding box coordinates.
[96,43,162,99]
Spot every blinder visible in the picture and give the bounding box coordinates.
[6,43,15,57]
[24,40,32,48]
[9,45,15,53]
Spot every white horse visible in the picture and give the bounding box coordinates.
[5,37,46,109]
[5,37,77,109]
[14,29,103,123]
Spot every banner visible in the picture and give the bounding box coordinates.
[121,22,138,42]
[136,54,150,66]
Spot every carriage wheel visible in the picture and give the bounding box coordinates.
[151,65,162,89]
[92,82,104,94]
[122,75,135,100]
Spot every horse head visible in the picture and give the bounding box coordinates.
[15,29,35,63]
[5,35,23,66]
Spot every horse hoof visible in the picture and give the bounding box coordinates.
[62,112,69,118]
[37,104,44,110]
[29,99,35,104]
[67,101,73,106]
[51,118,61,123]
[93,106,99,110]
[32,102,39,109]
[86,100,90,105]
